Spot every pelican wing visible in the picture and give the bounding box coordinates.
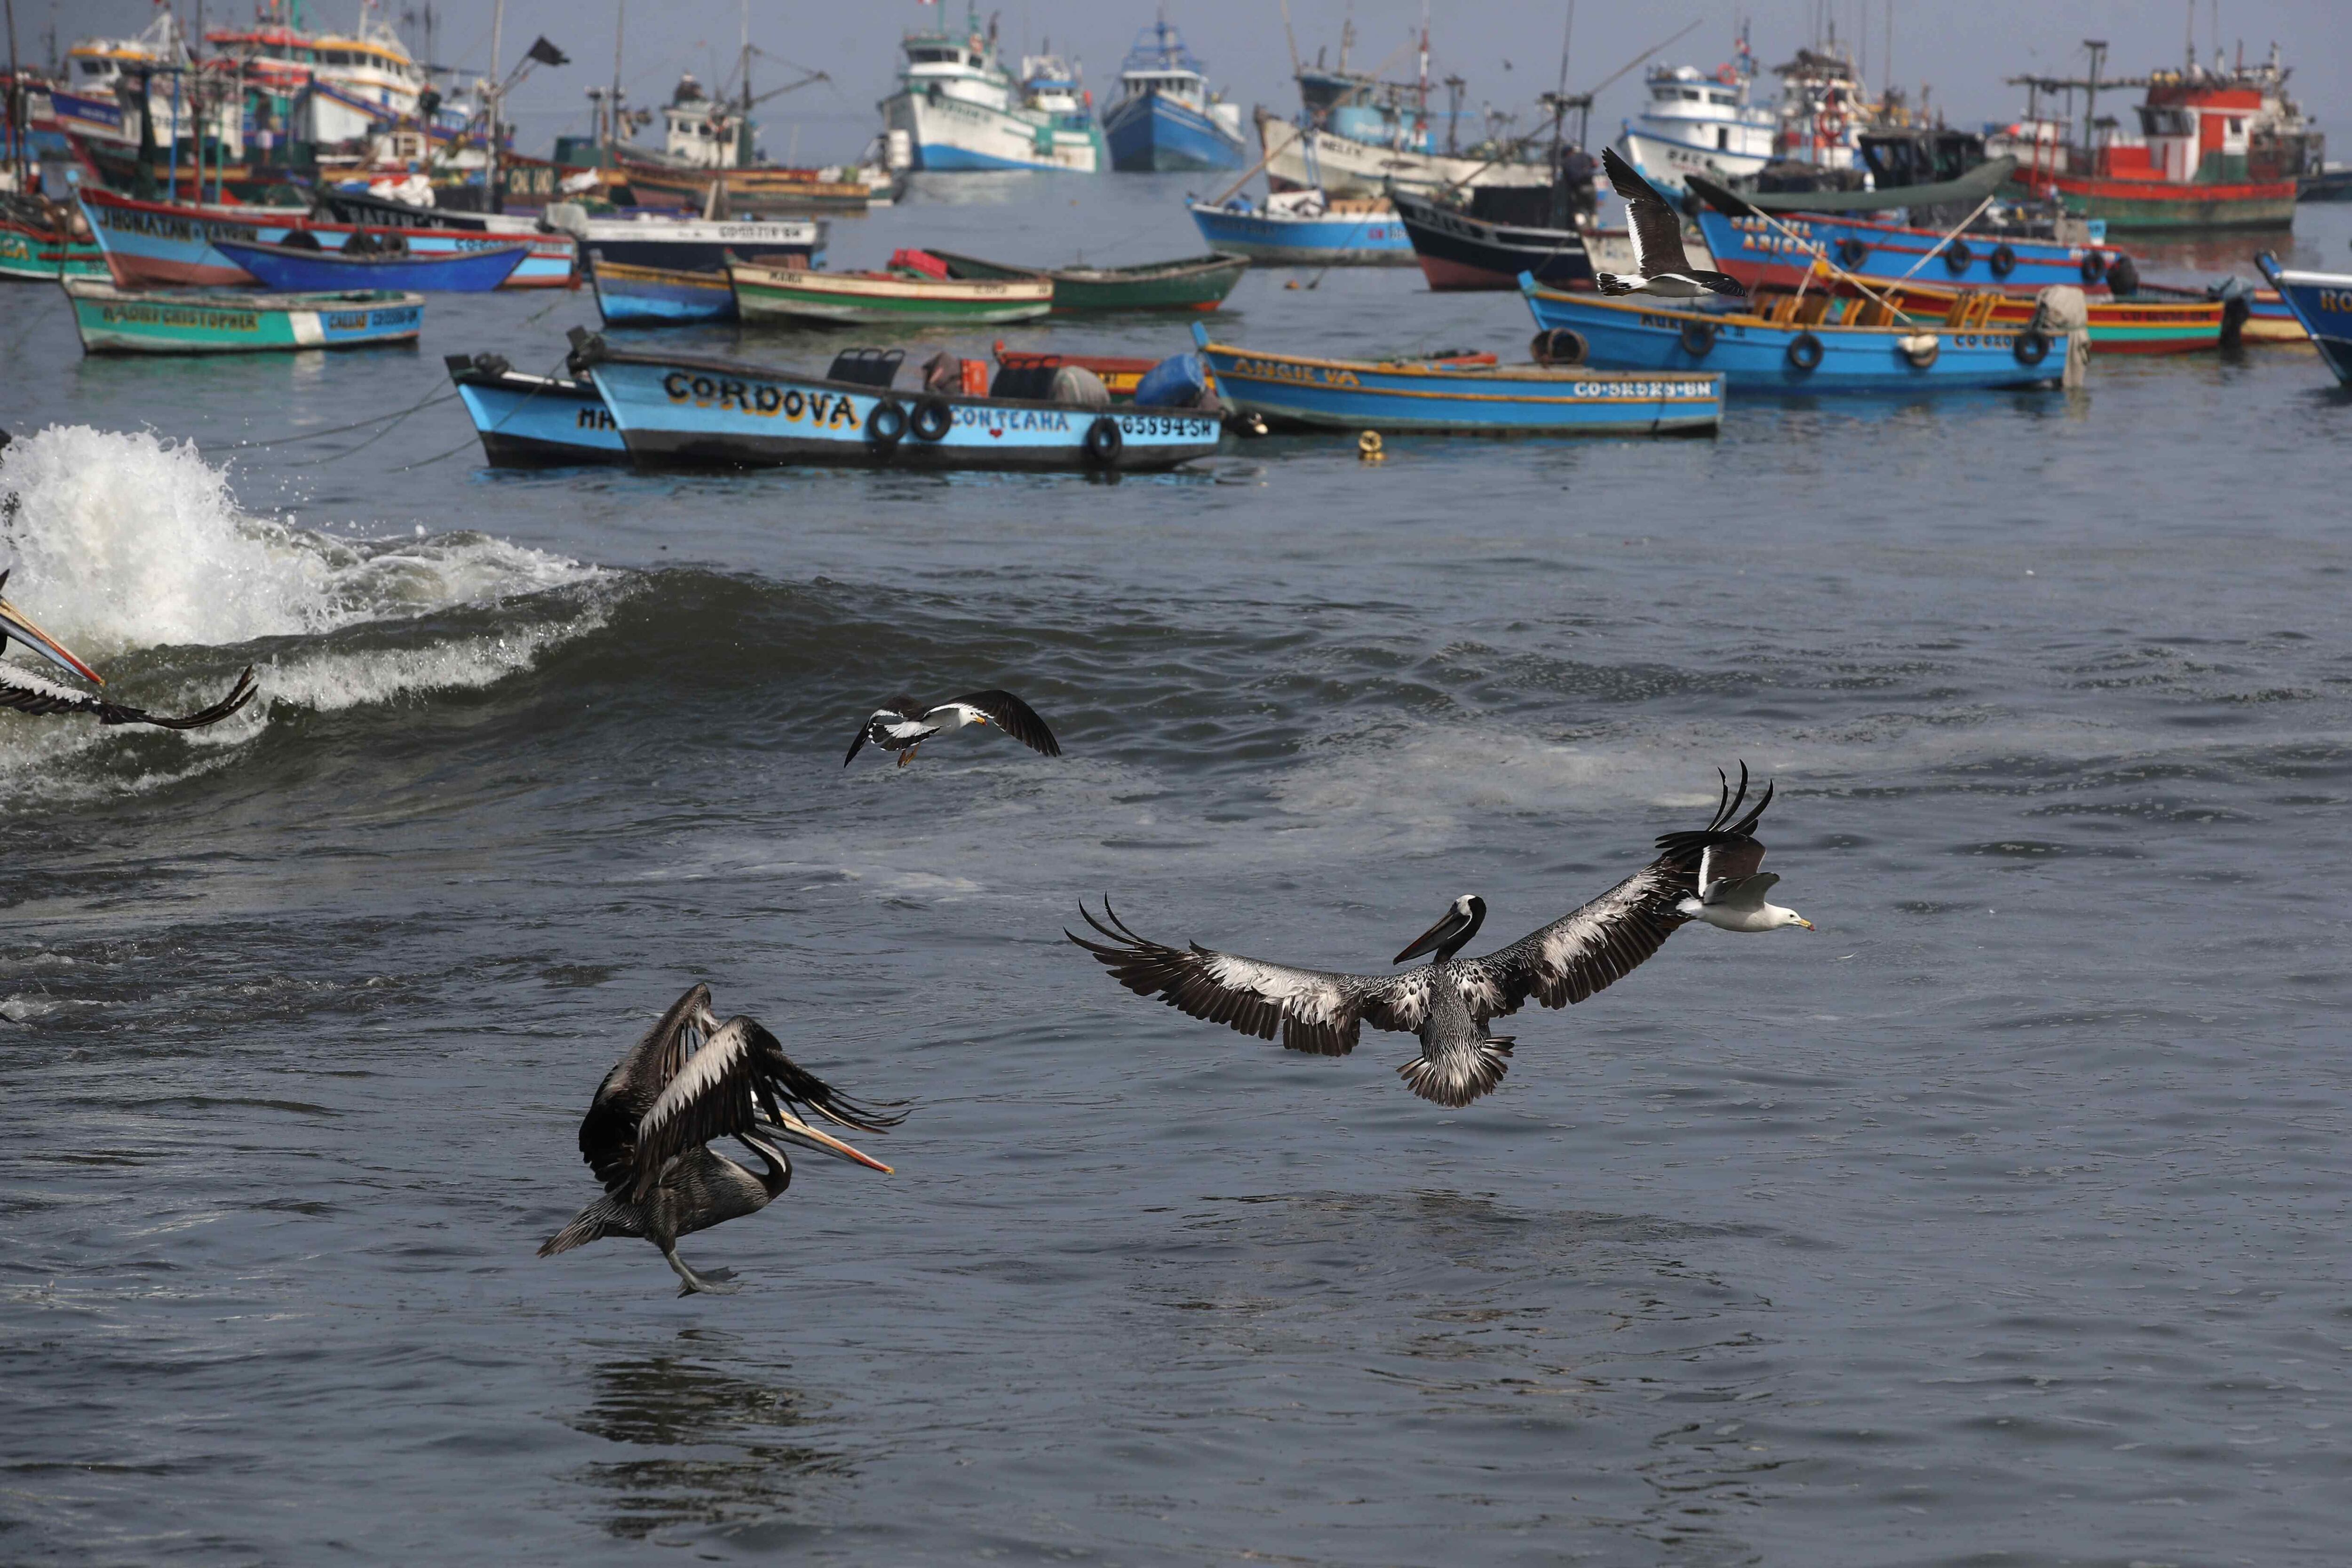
[1601,146,1694,277]
[1454,764,1778,1020]
[952,689,1061,757]
[579,982,712,1193]
[0,664,257,730]
[629,1015,904,1199]
[1068,899,1431,1057]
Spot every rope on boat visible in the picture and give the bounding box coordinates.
[242,383,461,452]
[398,351,576,472]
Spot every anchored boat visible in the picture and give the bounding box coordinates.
[728,257,1054,325]
[572,335,1222,471]
[1102,17,1246,172]
[64,279,423,354]
[214,238,532,293]
[78,188,578,288]
[2253,254,2352,381]
[1191,323,1720,436]
[1185,192,1413,265]
[926,249,1247,311]
[445,353,628,466]
[588,258,738,326]
[1391,188,1595,291]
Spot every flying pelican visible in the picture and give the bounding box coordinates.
[539,983,906,1296]
[1594,147,1747,300]
[0,571,257,730]
[1069,766,1783,1108]
[843,689,1061,769]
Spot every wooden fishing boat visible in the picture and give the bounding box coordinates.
[542,205,826,272]
[2124,278,2304,343]
[727,259,1054,326]
[924,250,1247,312]
[215,238,532,294]
[1184,193,1414,266]
[1779,279,2226,354]
[1696,206,2123,297]
[445,353,628,465]
[588,257,738,326]
[991,342,1159,398]
[77,188,578,289]
[1520,277,2066,393]
[572,335,1223,472]
[1390,189,1596,291]
[2253,254,2352,382]
[64,279,424,355]
[0,197,106,282]
[1190,323,1720,435]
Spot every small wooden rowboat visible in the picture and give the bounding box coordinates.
[64,278,424,355]
[445,352,628,466]
[727,259,1053,326]
[215,237,532,294]
[924,249,1248,312]
[572,335,1222,472]
[1775,279,2226,355]
[1520,277,2066,393]
[1190,322,1720,436]
[588,257,738,325]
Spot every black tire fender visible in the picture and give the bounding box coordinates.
[1786,331,1825,373]
[910,396,953,442]
[1988,243,2017,278]
[867,398,908,446]
[2012,329,2051,366]
[1678,318,1718,358]
[2079,248,2109,284]
[1835,236,1868,269]
[1943,238,1974,274]
[1084,414,1123,467]
[1529,327,1587,366]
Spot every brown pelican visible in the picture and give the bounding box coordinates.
[1595,147,1747,300]
[843,690,1061,769]
[1069,766,1785,1108]
[539,984,905,1296]
[0,572,257,729]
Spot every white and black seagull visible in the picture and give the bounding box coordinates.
[0,571,257,730]
[1594,146,1747,300]
[1677,777,1813,932]
[843,690,1061,769]
[1069,766,1783,1108]
[539,983,906,1297]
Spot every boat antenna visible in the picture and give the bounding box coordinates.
[609,0,623,151]
[4,0,23,191]
[1279,0,1298,78]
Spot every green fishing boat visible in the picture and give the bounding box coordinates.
[0,198,105,283]
[64,279,425,355]
[727,259,1052,326]
[925,249,1248,312]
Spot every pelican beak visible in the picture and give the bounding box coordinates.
[0,594,103,685]
[1393,906,1470,965]
[764,1110,892,1174]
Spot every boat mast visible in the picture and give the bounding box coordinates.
[3,0,21,191]
[487,0,503,211]
[608,0,622,149]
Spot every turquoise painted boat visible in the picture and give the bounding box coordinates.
[1191,321,1720,435]
[445,353,628,466]
[64,278,424,355]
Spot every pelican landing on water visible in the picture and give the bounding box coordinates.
[0,572,257,730]
[844,690,1060,769]
[1070,766,1801,1108]
[539,984,906,1296]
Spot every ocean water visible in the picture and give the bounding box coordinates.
[2,175,2350,1566]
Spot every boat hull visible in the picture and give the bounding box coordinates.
[1521,279,2065,392]
[1193,327,1719,435]
[1698,209,2115,297]
[445,356,628,465]
[64,280,423,354]
[1615,125,1771,193]
[728,262,1052,325]
[881,89,1105,174]
[583,350,1222,471]
[589,259,738,325]
[552,215,824,273]
[930,249,1246,311]
[0,223,105,282]
[1103,91,1245,172]
[215,239,530,293]
[2254,255,2352,382]
[1185,201,1413,265]
[2045,173,2296,231]
[79,190,578,288]
[1255,109,1548,198]
[1391,191,1594,291]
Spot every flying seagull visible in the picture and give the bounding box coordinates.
[843,690,1061,769]
[1595,146,1747,300]
[1676,778,1812,931]
[0,571,257,730]
[539,983,906,1296]
[1068,766,1780,1108]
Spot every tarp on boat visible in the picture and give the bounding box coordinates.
[1687,157,2018,215]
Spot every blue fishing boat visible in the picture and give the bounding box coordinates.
[2253,253,2352,381]
[1102,18,1246,172]
[1694,207,2122,297]
[588,258,738,326]
[1520,276,2069,393]
[215,238,532,293]
[572,337,1224,472]
[1190,322,1720,435]
[445,354,628,466]
[1186,192,1414,265]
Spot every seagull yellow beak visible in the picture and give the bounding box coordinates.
[0,594,103,685]
[1796,918,1816,930]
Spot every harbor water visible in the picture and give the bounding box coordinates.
[4,175,2351,1565]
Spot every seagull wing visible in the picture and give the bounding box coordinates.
[1702,871,1779,911]
[0,665,257,729]
[1453,763,1778,1021]
[1601,145,1694,277]
[579,982,712,1193]
[842,708,899,766]
[630,1015,904,1201]
[1068,899,1433,1057]
[951,689,1061,757]
[1698,836,1768,899]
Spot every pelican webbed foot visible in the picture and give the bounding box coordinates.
[664,1249,739,1296]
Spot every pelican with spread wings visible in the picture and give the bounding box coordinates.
[0,571,257,730]
[1070,767,1791,1107]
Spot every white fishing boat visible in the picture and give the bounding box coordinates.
[1614,32,1776,191]
[204,0,429,146]
[1257,23,1547,198]
[878,5,1105,174]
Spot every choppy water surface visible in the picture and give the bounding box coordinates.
[3,178,2350,1566]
